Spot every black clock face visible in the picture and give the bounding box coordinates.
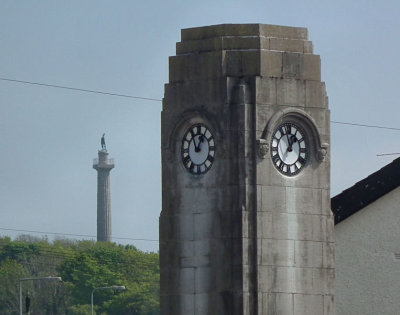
[181,123,215,175]
[270,122,308,176]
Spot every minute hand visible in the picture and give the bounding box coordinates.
[286,133,293,152]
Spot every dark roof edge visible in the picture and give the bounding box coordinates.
[332,157,400,225]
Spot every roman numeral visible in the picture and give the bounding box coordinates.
[272,154,280,165]
[300,147,306,153]
[207,155,214,163]
[183,157,191,167]
[298,156,306,165]
[189,129,195,140]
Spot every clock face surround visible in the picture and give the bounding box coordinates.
[270,122,308,176]
[181,123,215,175]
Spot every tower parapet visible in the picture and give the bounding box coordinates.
[93,150,115,169]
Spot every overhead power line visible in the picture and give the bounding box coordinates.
[2,76,400,132]
[0,77,162,102]
[376,153,400,157]
[330,120,400,131]
[0,227,158,242]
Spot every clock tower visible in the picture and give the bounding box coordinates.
[160,24,334,315]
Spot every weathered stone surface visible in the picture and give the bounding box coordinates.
[180,294,194,314]
[264,293,294,315]
[294,240,323,268]
[181,24,308,42]
[255,77,277,106]
[294,294,324,315]
[161,23,333,315]
[260,51,283,77]
[277,78,306,107]
[322,242,335,269]
[180,268,195,293]
[305,81,328,108]
[225,50,260,77]
[258,266,315,293]
[303,53,321,81]
[260,186,287,213]
[169,51,225,82]
[176,36,265,55]
[312,214,334,242]
[312,268,335,294]
[260,186,325,215]
[324,295,335,315]
[259,24,308,40]
[304,40,314,53]
[260,239,295,266]
[269,37,311,53]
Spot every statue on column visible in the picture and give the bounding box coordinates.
[101,133,106,150]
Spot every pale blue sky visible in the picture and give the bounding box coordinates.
[1,1,400,252]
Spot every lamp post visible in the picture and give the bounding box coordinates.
[91,285,126,315]
[19,276,62,315]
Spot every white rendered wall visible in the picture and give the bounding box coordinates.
[335,186,400,315]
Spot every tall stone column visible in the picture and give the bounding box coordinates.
[93,149,114,242]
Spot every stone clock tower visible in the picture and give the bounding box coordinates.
[160,24,334,315]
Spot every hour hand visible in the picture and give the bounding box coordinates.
[195,136,204,152]
[193,137,199,152]
[286,134,293,152]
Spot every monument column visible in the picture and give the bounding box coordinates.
[93,148,114,242]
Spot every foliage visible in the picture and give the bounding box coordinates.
[0,237,159,314]
[0,259,27,314]
[66,304,92,315]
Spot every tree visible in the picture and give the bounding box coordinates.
[0,259,28,315]
[0,237,160,314]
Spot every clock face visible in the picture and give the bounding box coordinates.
[270,122,308,176]
[181,123,215,175]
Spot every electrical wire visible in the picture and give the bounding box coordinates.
[0,77,162,102]
[2,76,400,132]
[376,153,400,157]
[330,120,400,131]
[0,227,158,242]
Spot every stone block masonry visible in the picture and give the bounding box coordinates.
[160,24,334,315]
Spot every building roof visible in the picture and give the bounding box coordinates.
[331,157,400,224]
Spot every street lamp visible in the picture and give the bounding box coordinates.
[91,285,126,315]
[19,276,62,315]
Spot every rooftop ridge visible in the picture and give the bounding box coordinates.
[332,157,400,224]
